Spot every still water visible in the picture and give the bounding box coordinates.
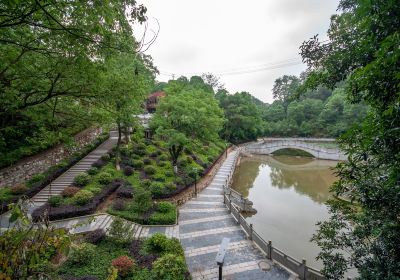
[231,155,338,270]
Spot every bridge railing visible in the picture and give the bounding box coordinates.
[221,147,326,280]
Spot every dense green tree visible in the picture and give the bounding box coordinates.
[272,75,300,112]
[216,91,264,143]
[299,0,400,279]
[0,0,151,167]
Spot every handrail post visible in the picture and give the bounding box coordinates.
[268,240,272,260]
[249,223,253,240]
[228,198,231,214]
[300,259,307,280]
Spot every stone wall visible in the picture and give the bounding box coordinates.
[0,127,102,188]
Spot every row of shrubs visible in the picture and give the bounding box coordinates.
[32,179,125,221]
[0,132,109,215]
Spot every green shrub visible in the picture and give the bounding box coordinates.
[152,254,187,280]
[153,174,165,182]
[159,154,168,161]
[165,182,177,192]
[73,190,94,205]
[131,160,144,168]
[157,161,166,167]
[142,233,183,256]
[150,183,164,197]
[134,188,152,213]
[87,167,99,175]
[68,243,96,265]
[186,156,193,164]
[130,268,154,280]
[101,154,111,161]
[27,173,45,187]
[165,170,174,177]
[140,179,151,188]
[48,195,62,207]
[73,173,91,187]
[175,177,184,186]
[157,202,175,213]
[144,165,156,175]
[149,211,176,225]
[97,172,113,185]
[207,156,214,163]
[107,217,132,244]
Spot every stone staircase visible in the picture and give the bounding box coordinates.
[32,134,118,205]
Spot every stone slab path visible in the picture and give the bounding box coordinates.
[49,213,179,239]
[179,150,292,280]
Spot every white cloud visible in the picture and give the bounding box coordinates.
[135,0,339,103]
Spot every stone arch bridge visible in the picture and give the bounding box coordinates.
[242,137,346,160]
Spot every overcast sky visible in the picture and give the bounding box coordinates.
[135,0,339,103]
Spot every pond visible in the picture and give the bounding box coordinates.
[231,154,338,270]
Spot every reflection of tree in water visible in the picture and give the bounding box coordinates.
[269,160,336,204]
[231,158,261,197]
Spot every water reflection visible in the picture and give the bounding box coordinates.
[231,155,338,270]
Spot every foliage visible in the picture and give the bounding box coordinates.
[216,91,264,143]
[142,233,183,256]
[144,165,156,175]
[107,217,133,244]
[74,173,91,187]
[87,167,99,176]
[111,255,134,277]
[133,188,152,213]
[97,172,113,185]
[73,190,94,206]
[151,86,225,143]
[299,0,400,279]
[0,201,71,279]
[157,202,175,213]
[0,0,154,168]
[152,254,187,280]
[59,239,129,280]
[68,243,97,265]
[48,195,62,207]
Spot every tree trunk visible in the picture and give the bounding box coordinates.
[116,121,122,170]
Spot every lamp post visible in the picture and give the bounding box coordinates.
[193,167,198,196]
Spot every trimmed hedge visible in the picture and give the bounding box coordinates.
[0,132,109,215]
[32,179,124,221]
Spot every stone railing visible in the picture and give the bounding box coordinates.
[243,138,346,161]
[221,148,326,280]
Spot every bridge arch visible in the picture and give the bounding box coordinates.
[242,138,346,161]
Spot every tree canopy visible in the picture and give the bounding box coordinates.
[299,0,400,278]
[0,0,155,167]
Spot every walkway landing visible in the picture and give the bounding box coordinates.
[179,150,292,280]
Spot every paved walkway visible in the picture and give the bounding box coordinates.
[50,213,179,239]
[179,150,292,280]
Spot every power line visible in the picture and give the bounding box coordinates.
[158,57,303,78]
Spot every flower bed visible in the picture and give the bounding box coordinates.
[0,132,109,215]
[58,230,189,280]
